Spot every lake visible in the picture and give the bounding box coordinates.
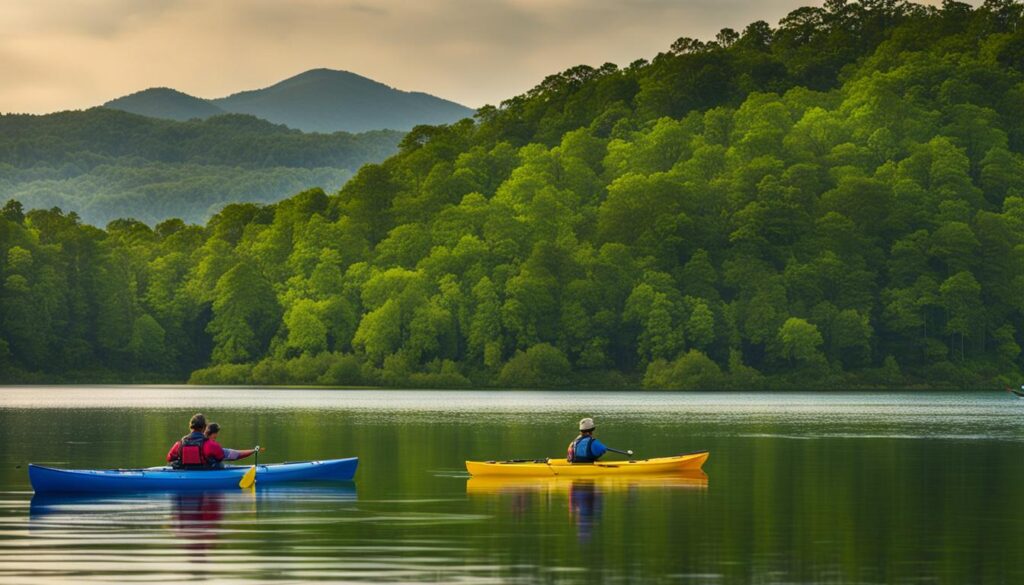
[1,387,1023,584]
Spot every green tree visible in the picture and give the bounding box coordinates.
[468,277,504,368]
[686,299,716,351]
[778,317,826,367]
[643,349,723,390]
[207,263,281,364]
[128,314,168,370]
[284,299,328,355]
[680,250,719,300]
[939,271,983,360]
[497,343,571,388]
[830,309,872,368]
[624,284,684,363]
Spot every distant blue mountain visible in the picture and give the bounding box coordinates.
[104,69,475,133]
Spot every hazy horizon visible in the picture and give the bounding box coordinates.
[0,0,958,115]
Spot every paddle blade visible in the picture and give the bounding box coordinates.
[239,465,256,489]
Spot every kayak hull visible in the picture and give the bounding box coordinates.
[29,457,358,493]
[465,451,708,477]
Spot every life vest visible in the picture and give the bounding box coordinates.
[567,434,597,463]
[174,433,210,469]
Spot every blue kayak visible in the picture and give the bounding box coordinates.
[29,457,358,493]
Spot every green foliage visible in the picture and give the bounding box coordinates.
[318,354,366,386]
[2,1,1024,389]
[643,350,724,390]
[128,314,168,370]
[188,363,254,385]
[208,263,282,364]
[498,344,572,388]
[284,299,329,355]
[778,317,826,365]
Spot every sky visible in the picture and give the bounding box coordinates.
[0,0,950,114]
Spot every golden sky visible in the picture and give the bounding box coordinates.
[0,0,952,114]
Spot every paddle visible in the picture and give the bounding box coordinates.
[607,447,635,459]
[238,445,262,489]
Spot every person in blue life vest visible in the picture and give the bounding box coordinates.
[567,418,632,463]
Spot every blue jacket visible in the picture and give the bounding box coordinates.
[569,435,607,463]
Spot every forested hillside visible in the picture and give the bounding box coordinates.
[2,0,1022,389]
[0,110,402,224]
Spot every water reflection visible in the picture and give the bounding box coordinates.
[29,484,356,522]
[171,492,228,558]
[24,485,358,577]
[568,481,601,541]
[467,473,707,541]
[465,472,709,495]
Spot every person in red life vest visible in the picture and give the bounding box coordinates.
[204,422,260,466]
[166,413,224,469]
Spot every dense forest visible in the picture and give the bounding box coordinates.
[0,110,402,224]
[2,0,1023,389]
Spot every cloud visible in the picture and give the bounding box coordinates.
[1,0,185,38]
[0,0,973,114]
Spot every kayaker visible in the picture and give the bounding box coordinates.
[204,422,259,465]
[567,418,608,463]
[166,413,224,469]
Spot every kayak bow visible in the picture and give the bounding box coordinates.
[465,451,708,477]
[29,457,358,493]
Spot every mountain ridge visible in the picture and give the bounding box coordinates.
[103,69,475,133]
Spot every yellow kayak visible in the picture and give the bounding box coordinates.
[465,450,709,477]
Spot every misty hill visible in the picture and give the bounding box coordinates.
[0,108,402,225]
[104,87,226,121]
[103,69,475,133]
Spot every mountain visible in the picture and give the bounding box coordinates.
[103,69,476,133]
[3,2,1023,388]
[103,87,226,121]
[212,69,476,133]
[0,108,403,225]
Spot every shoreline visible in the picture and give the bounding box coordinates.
[0,382,1010,392]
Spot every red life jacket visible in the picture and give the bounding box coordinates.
[175,433,210,469]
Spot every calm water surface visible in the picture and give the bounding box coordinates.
[1,387,1023,584]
